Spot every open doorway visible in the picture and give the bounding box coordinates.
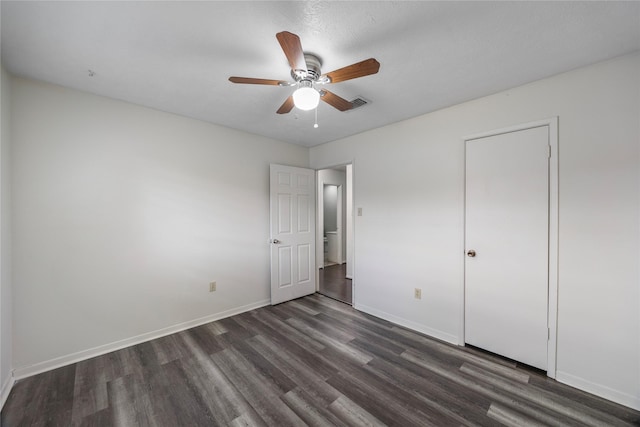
[323,184,341,267]
[317,165,353,304]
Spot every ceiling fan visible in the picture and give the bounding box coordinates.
[229,31,380,114]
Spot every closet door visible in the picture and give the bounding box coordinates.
[465,125,549,370]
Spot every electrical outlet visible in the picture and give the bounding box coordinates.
[209,281,217,292]
[414,288,422,300]
[357,207,363,216]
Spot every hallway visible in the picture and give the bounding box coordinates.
[318,264,352,305]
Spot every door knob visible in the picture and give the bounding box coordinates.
[271,239,281,244]
[467,250,476,257]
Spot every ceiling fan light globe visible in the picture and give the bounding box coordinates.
[293,87,320,110]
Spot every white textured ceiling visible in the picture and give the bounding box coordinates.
[2,1,639,147]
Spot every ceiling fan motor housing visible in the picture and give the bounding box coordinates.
[292,53,322,82]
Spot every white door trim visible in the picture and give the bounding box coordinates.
[336,184,343,265]
[461,117,558,378]
[314,161,356,302]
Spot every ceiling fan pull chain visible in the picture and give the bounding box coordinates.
[314,106,319,129]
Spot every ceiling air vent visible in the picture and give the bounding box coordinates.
[349,97,369,110]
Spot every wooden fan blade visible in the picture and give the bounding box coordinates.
[320,90,353,111]
[277,96,295,114]
[276,31,307,73]
[229,77,285,85]
[323,58,380,83]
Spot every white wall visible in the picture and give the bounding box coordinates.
[11,77,308,375]
[0,66,14,407]
[310,52,640,409]
[323,185,338,232]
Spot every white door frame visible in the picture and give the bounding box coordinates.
[345,164,353,279]
[461,117,558,378]
[336,185,343,264]
[315,161,355,301]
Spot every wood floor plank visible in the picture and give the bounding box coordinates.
[286,317,373,365]
[3,294,639,426]
[240,311,337,380]
[71,357,109,423]
[486,403,548,427]
[75,406,115,427]
[214,317,255,343]
[314,313,407,355]
[403,347,639,427]
[178,347,261,425]
[393,325,516,370]
[265,303,300,321]
[230,338,298,395]
[142,360,217,426]
[186,323,226,355]
[149,332,199,366]
[251,309,327,352]
[108,373,158,426]
[290,312,358,344]
[459,361,633,426]
[210,347,305,426]
[361,354,497,426]
[327,395,386,427]
[71,381,108,424]
[280,387,345,427]
[229,411,268,427]
[246,335,342,406]
[305,294,395,331]
[526,371,640,425]
[325,365,442,426]
[287,299,321,316]
[3,365,76,426]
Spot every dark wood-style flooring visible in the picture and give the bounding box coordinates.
[2,294,639,426]
[319,264,352,305]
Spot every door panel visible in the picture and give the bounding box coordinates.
[277,194,291,233]
[278,246,292,288]
[270,164,316,304]
[465,126,549,370]
[297,244,311,282]
[297,195,310,232]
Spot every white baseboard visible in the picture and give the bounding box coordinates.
[0,373,14,410]
[354,303,458,345]
[12,299,270,380]
[556,370,640,411]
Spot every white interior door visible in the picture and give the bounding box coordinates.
[270,164,316,305]
[465,125,549,370]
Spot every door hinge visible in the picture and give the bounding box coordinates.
[548,327,550,340]
[548,145,551,158]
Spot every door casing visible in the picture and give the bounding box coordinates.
[314,162,355,301]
